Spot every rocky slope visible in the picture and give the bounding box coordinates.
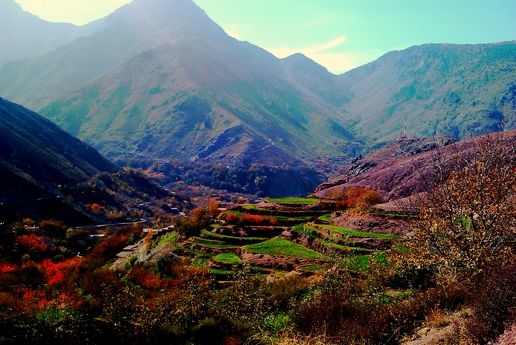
[315,130,516,202]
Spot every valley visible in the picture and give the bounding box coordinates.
[0,0,514,344]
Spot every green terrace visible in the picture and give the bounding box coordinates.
[312,223,399,240]
[152,198,402,279]
[243,238,327,260]
[201,229,267,243]
[265,197,320,205]
[212,253,243,265]
[188,237,241,250]
[292,224,372,253]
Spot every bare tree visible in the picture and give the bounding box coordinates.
[409,132,515,279]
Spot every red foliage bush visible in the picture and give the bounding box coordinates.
[0,262,18,274]
[41,258,82,286]
[128,266,164,290]
[87,234,129,262]
[242,214,267,224]
[224,213,241,224]
[17,235,48,252]
[22,289,49,310]
[225,213,277,225]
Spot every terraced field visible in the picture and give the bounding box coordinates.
[156,198,401,278]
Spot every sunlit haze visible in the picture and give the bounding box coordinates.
[14,0,516,73]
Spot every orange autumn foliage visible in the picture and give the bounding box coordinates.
[89,203,104,213]
[335,187,382,209]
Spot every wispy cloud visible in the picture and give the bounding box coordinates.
[269,35,347,57]
[268,35,364,74]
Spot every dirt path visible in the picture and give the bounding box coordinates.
[401,309,470,345]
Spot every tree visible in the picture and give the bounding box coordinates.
[409,133,515,279]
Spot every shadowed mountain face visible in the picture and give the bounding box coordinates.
[0,97,114,222]
[0,0,513,196]
[0,97,114,185]
[0,98,170,224]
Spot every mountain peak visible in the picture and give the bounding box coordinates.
[282,53,331,76]
[281,53,330,76]
[104,0,227,42]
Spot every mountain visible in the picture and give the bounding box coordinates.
[314,130,516,202]
[0,98,171,223]
[1,0,354,161]
[339,42,516,146]
[0,0,85,67]
[0,0,514,196]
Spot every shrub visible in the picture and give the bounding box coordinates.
[127,266,164,290]
[40,220,67,238]
[86,234,129,265]
[17,234,48,253]
[335,187,382,210]
[41,258,82,286]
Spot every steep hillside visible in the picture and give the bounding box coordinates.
[315,130,516,202]
[0,98,171,223]
[0,0,84,67]
[340,42,516,145]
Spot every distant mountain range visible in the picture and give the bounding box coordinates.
[0,97,171,224]
[0,0,91,67]
[339,42,516,146]
[0,0,514,195]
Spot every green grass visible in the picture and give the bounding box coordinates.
[345,252,389,272]
[266,197,319,205]
[346,255,370,272]
[191,257,208,267]
[212,253,243,265]
[157,232,179,247]
[201,229,267,242]
[225,210,243,217]
[189,238,240,250]
[190,236,226,244]
[175,245,210,257]
[317,238,370,252]
[318,214,333,222]
[314,224,398,240]
[244,238,326,260]
[275,215,313,221]
[242,204,267,211]
[208,268,234,275]
[291,224,315,237]
[292,224,371,252]
[299,264,325,272]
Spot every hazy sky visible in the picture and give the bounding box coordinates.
[15,0,516,73]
